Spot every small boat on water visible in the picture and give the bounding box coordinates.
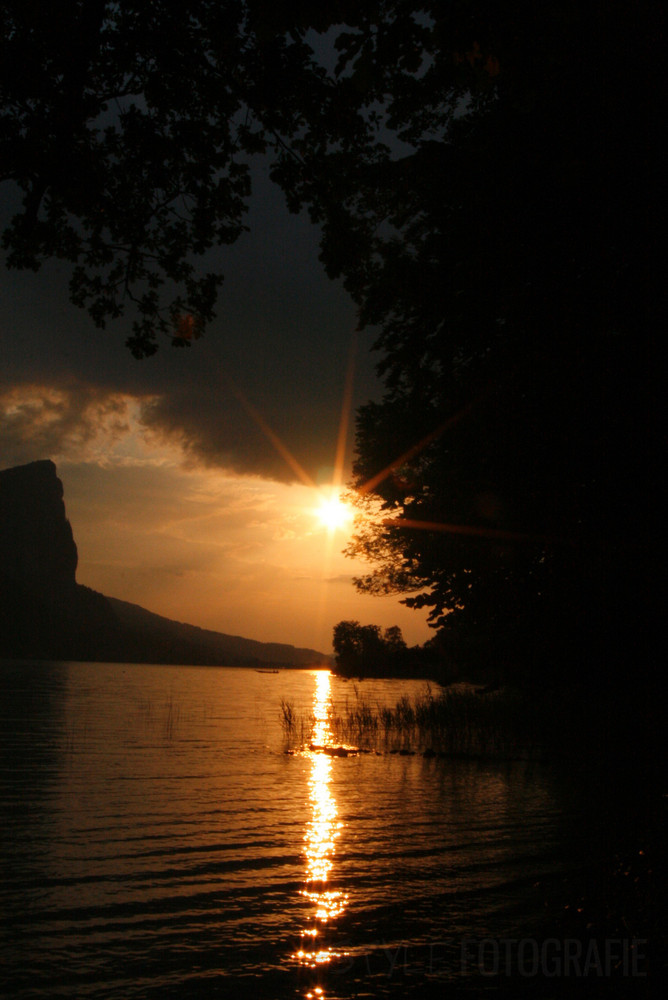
[255,669,279,674]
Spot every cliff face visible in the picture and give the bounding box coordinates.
[0,460,78,592]
[0,460,118,659]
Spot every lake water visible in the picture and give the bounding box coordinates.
[0,661,640,999]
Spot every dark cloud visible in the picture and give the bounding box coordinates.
[1,166,379,483]
[0,379,137,468]
[138,361,355,484]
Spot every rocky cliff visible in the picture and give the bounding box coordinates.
[0,461,119,660]
[0,460,331,666]
[0,459,77,591]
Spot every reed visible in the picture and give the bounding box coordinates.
[280,684,545,759]
[133,692,182,739]
[279,698,296,730]
[162,692,180,739]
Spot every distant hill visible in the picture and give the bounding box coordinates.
[105,597,332,667]
[0,460,332,667]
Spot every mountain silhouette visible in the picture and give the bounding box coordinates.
[0,460,331,667]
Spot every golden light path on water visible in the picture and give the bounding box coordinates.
[293,671,350,984]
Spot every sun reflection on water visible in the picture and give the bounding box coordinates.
[293,671,350,976]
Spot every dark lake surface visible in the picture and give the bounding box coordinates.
[0,662,651,999]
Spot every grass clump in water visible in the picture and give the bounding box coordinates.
[280,684,544,759]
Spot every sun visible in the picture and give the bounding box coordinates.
[315,492,353,532]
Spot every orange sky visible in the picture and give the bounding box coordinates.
[17,393,433,654]
[1,166,434,656]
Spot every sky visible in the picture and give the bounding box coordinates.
[0,162,433,654]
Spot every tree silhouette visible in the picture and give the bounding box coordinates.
[333,619,409,676]
[2,2,656,681]
[276,1,654,684]
[1,0,351,355]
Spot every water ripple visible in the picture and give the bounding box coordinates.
[1,663,599,999]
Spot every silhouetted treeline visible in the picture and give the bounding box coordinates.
[332,620,451,680]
